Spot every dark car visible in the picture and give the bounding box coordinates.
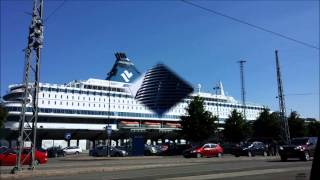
[183,143,223,158]
[89,146,128,157]
[159,143,191,156]
[233,141,268,157]
[47,146,65,158]
[144,144,158,156]
[279,137,318,161]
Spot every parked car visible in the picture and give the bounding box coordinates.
[144,144,158,156]
[0,146,9,154]
[183,143,223,158]
[233,141,268,157]
[63,146,82,155]
[279,137,318,161]
[89,146,128,157]
[0,147,48,166]
[159,143,191,156]
[47,146,65,158]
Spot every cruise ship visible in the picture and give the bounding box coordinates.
[1,53,265,148]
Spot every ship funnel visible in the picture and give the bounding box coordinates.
[106,52,141,83]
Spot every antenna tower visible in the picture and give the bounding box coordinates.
[275,50,291,144]
[238,60,247,120]
[13,0,44,173]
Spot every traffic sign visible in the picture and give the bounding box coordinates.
[64,132,71,140]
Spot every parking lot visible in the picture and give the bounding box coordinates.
[0,154,312,180]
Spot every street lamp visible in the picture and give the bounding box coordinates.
[106,125,112,157]
[213,84,220,142]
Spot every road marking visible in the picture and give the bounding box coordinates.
[161,166,310,180]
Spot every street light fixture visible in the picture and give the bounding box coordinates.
[213,84,220,142]
[106,125,112,157]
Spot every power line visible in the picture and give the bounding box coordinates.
[286,93,317,96]
[180,0,319,50]
[44,0,68,22]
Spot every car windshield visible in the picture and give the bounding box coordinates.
[0,147,9,154]
[291,138,308,145]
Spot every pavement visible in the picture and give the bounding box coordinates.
[0,154,312,180]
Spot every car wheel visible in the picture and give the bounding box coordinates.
[75,151,79,155]
[145,151,151,156]
[301,151,310,161]
[248,151,252,157]
[217,153,222,158]
[263,151,268,157]
[196,153,202,158]
[34,159,40,165]
[280,155,287,162]
[54,153,58,158]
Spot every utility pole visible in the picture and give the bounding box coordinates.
[275,50,291,145]
[12,0,44,173]
[238,60,247,120]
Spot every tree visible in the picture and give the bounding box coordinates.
[288,111,305,138]
[223,109,250,143]
[0,105,8,128]
[253,109,281,140]
[305,121,320,136]
[180,96,217,144]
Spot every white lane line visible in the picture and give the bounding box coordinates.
[161,166,310,180]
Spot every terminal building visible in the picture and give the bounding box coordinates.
[1,53,265,150]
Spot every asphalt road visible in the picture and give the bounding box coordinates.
[13,155,312,180]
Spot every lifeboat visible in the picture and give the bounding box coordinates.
[119,121,140,127]
[143,121,161,128]
[164,122,181,128]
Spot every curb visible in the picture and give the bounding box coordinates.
[0,163,197,179]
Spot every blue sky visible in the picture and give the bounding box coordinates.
[1,0,319,119]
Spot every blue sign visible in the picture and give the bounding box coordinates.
[64,133,71,140]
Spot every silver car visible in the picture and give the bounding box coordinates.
[63,146,82,155]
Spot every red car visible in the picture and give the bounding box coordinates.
[183,143,223,158]
[0,147,48,166]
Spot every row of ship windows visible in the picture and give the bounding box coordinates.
[6,106,180,119]
[40,86,126,95]
[40,93,263,111]
[40,100,188,114]
[41,100,147,110]
[41,93,136,104]
[6,106,257,119]
[206,106,259,113]
[205,103,264,110]
[39,99,262,115]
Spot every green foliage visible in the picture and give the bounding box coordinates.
[288,111,305,138]
[180,96,217,143]
[0,105,8,128]
[223,109,250,143]
[253,109,281,139]
[305,121,320,136]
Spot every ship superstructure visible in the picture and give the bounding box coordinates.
[2,53,265,147]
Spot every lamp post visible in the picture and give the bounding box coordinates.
[213,85,220,142]
[106,125,112,157]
